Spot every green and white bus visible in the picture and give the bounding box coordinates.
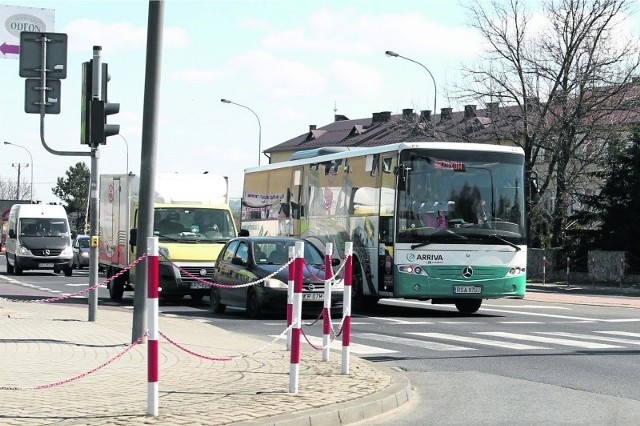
[241,142,527,313]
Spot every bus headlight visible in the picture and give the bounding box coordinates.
[398,265,428,275]
[507,266,526,276]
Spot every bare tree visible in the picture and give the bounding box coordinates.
[460,0,640,246]
[0,176,32,201]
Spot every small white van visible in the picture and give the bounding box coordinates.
[5,204,73,276]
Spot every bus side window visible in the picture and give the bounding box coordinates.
[380,216,394,244]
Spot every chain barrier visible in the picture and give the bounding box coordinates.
[159,322,296,360]
[300,314,347,351]
[161,254,294,290]
[0,332,148,391]
[0,253,148,304]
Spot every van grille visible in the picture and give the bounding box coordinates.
[31,249,63,256]
[179,266,214,283]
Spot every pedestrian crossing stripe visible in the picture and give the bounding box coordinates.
[536,332,640,345]
[359,333,475,351]
[407,332,548,350]
[595,331,640,338]
[476,331,623,349]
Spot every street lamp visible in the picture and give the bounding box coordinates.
[118,134,129,174]
[4,141,33,203]
[385,50,437,126]
[221,98,262,166]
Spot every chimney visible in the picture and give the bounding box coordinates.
[309,125,317,131]
[372,112,381,123]
[464,105,477,119]
[380,111,392,122]
[486,102,499,116]
[402,108,414,118]
[334,114,349,122]
[420,110,432,121]
[440,107,453,121]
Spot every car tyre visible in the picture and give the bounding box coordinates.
[6,255,14,274]
[246,288,262,319]
[64,265,73,277]
[109,270,125,301]
[455,298,482,314]
[210,287,226,314]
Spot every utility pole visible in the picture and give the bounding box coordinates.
[11,163,28,199]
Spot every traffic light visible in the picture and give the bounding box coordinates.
[100,63,120,143]
[80,61,92,145]
[80,61,120,146]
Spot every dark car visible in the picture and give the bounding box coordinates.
[210,236,343,318]
[72,235,90,269]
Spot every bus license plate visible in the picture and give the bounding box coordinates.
[190,282,210,290]
[454,285,482,294]
[39,263,54,268]
[302,293,324,301]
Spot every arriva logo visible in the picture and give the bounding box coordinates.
[6,14,46,37]
[406,253,444,262]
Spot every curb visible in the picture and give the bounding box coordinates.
[235,365,413,426]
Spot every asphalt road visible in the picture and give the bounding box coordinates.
[3,257,640,425]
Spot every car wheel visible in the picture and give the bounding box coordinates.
[14,259,23,275]
[246,288,262,319]
[190,293,204,304]
[6,255,14,274]
[64,265,73,277]
[351,262,378,312]
[210,287,226,313]
[455,298,482,314]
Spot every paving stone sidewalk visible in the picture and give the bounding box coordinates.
[0,299,411,426]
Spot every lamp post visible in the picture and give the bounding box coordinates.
[118,134,129,174]
[4,141,33,203]
[385,50,437,127]
[221,98,262,166]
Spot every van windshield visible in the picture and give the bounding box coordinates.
[20,218,69,237]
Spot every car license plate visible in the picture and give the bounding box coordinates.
[190,282,210,290]
[302,293,324,301]
[39,263,54,268]
[454,285,482,294]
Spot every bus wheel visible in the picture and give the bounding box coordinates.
[455,299,482,314]
[351,265,378,312]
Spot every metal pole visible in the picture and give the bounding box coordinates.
[220,98,262,165]
[133,0,165,343]
[4,142,33,202]
[119,134,129,174]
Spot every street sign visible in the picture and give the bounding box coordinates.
[24,78,61,114]
[19,31,67,79]
[0,5,55,60]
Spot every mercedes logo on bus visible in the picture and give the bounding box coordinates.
[462,266,473,278]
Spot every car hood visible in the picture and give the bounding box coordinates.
[254,263,329,284]
[19,236,69,250]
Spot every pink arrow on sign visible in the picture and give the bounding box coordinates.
[0,42,20,55]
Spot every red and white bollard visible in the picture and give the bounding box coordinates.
[341,242,353,375]
[147,237,159,417]
[322,243,334,362]
[289,241,304,393]
[286,246,295,351]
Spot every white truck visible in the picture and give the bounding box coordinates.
[98,173,238,302]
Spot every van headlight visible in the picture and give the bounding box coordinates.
[18,246,32,255]
[264,278,288,288]
[61,246,73,256]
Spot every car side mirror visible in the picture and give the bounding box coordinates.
[231,257,246,266]
[332,258,341,267]
[8,229,15,239]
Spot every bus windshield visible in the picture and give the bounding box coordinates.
[396,148,526,245]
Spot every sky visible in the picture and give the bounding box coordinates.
[0,0,638,204]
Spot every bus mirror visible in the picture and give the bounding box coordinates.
[130,228,137,246]
[8,229,15,239]
[239,229,250,237]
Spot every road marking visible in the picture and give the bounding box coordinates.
[66,283,89,287]
[483,304,573,310]
[359,332,475,351]
[498,321,545,324]
[270,334,397,355]
[439,321,486,325]
[364,315,433,325]
[595,331,640,338]
[476,331,623,349]
[409,332,548,350]
[478,307,616,322]
[536,332,640,345]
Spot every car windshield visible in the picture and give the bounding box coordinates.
[78,238,90,248]
[253,241,324,265]
[20,218,69,237]
[153,207,236,242]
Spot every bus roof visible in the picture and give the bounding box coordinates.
[246,142,525,173]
